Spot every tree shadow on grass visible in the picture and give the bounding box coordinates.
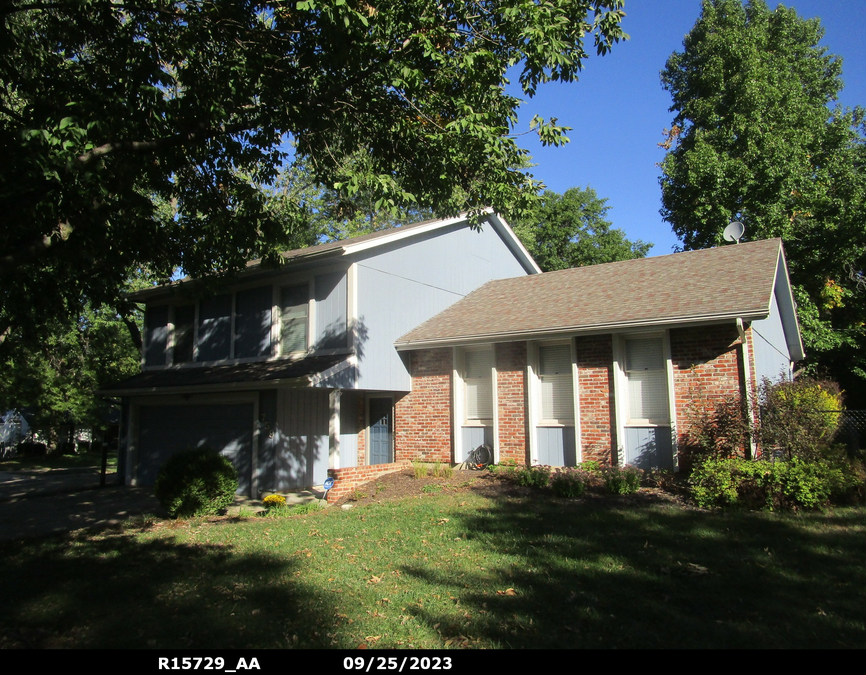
[0,522,339,649]
[401,494,866,648]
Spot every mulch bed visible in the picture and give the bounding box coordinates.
[332,467,692,509]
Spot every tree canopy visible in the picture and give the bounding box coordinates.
[659,0,866,397]
[511,186,651,271]
[1,0,627,343]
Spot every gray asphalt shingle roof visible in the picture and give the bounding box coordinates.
[396,238,784,347]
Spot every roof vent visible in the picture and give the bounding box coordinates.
[723,221,745,244]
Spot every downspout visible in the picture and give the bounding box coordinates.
[736,318,758,459]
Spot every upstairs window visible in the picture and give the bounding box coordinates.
[625,337,669,424]
[538,344,574,423]
[281,284,308,355]
[172,305,195,364]
[464,350,493,422]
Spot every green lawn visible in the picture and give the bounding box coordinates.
[1,488,865,649]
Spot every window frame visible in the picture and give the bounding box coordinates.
[278,281,311,358]
[536,340,576,426]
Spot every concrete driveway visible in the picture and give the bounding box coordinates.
[0,468,164,541]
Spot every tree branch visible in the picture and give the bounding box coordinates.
[75,121,254,166]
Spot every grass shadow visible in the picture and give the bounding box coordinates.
[400,493,866,648]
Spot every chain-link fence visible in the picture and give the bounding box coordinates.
[831,410,866,455]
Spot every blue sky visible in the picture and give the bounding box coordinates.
[508,0,866,257]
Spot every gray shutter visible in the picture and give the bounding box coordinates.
[198,294,232,361]
[173,305,195,364]
[235,285,272,358]
[144,305,168,366]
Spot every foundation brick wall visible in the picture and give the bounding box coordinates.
[575,335,616,465]
[394,348,453,463]
[495,342,529,463]
[670,324,750,449]
[326,462,410,503]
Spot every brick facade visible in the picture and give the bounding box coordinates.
[495,342,529,463]
[392,325,755,472]
[393,348,452,462]
[670,324,751,449]
[575,335,616,465]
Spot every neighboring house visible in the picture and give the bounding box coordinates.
[393,238,803,473]
[103,213,540,497]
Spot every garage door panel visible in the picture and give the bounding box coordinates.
[138,403,254,494]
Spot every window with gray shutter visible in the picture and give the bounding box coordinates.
[281,284,308,355]
[625,337,669,422]
[539,344,574,422]
[464,350,493,421]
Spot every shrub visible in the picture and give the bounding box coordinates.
[683,395,752,467]
[758,379,843,461]
[602,466,642,495]
[578,460,602,473]
[515,465,551,489]
[689,456,850,510]
[154,447,238,518]
[550,468,588,498]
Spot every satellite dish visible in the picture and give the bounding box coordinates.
[723,221,745,243]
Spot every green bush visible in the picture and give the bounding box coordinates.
[550,468,588,498]
[758,379,843,461]
[602,466,642,495]
[154,447,239,518]
[688,456,850,510]
[578,460,602,473]
[515,465,552,489]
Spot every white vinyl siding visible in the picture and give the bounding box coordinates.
[625,337,669,423]
[281,284,309,355]
[464,350,493,421]
[539,344,574,422]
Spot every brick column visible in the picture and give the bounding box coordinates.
[575,335,616,464]
[394,348,453,462]
[495,342,529,464]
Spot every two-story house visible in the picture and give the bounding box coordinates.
[104,213,540,497]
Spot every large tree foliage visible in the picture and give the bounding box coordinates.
[512,186,651,271]
[0,301,141,433]
[1,0,627,343]
[659,0,866,396]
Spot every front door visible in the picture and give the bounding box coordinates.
[368,398,393,465]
